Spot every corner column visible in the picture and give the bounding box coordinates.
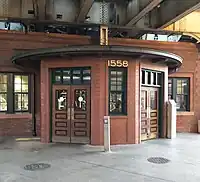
[162,68,169,138]
[40,60,50,143]
[134,61,141,144]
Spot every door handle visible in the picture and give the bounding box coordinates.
[147,106,151,136]
[71,108,74,120]
[67,107,70,120]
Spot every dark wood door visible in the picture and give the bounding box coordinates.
[52,85,71,143]
[141,87,159,141]
[52,85,90,144]
[70,86,90,143]
[149,88,159,139]
[141,89,148,141]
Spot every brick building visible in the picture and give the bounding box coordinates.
[0,30,198,145]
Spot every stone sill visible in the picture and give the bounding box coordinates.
[177,112,194,116]
[110,116,128,119]
[0,113,32,119]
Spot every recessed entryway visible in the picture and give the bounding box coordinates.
[141,87,159,140]
[141,69,163,141]
[51,67,91,144]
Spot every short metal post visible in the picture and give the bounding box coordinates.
[167,100,177,139]
[104,116,111,152]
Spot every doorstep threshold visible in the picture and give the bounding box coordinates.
[15,137,40,142]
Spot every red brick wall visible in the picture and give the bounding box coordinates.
[40,57,106,145]
[110,38,199,133]
[0,31,91,137]
[0,30,199,139]
[0,114,32,136]
[40,56,141,145]
[168,50,198,132]
[105,59,140,144]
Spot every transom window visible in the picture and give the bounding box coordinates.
[168,78,190,111]
[109,68,127,115]
[0,73,30,113]
[52,67,91,85]
[141,69,162,87]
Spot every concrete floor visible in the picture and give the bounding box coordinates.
[0,133,200,182]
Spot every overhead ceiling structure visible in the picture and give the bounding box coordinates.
[146,0,200,28]
[76,0,94,22]
[0,0,200,40]
[125,0,164,26]
[73,0,200,29]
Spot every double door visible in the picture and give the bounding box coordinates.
[141,87,159,141]
[52,85,90,144]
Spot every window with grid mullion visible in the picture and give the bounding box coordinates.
[175,94,188,111]
[0,74,8,111]
[109,68,127,115]
[111,80,122,91]
[0,91,7,111]
[14,93,28,112]
[0,73,30,113]
[14,75,29,112]
[109,91,123,114]
[168,77,190,111]
[0,89,7,112]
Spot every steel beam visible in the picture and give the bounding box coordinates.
[150,0,200,28]
[125,0,163,26]
[37,0,47,20]
[76,0,94,22]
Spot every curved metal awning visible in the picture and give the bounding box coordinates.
[11,45,183,73]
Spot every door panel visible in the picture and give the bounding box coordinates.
[141,90,148,141]
[149,89,158,139]
[141,87,159,141]
[71,86,90,143]
[52,85,71,143]
[52,85,90,144]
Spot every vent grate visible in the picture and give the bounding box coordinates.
[147,157,170,164]
[24,163,51,171]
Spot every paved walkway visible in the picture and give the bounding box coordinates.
[0,133,200,182]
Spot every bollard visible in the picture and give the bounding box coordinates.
[198,120,200,133]
[167,100,177,139]
[103,116,111,152]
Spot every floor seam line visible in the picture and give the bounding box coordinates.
[69,158,175,182]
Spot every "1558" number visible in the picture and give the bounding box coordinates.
[107,60,129,67]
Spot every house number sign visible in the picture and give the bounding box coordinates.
[107,60,129,67]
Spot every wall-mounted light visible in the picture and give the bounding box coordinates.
[154,34,158,40]
[85,16,90,22]
[56,14,63,19]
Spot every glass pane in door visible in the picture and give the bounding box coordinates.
[74,89,87,111]
[150,90,157,110]
[149,89,159,140]
[55,90,68,111]
[141,90,147,110]
[141,89,148,141]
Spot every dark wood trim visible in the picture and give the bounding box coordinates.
[31,74,36,136]
[0,73,31,114]
[7,74,14,113]
[169,77,190,112]
[12,45,183,72]
[159,72,164,138]
[50,70,53,142]
[52,67,91,85]
[108,67,127,116]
